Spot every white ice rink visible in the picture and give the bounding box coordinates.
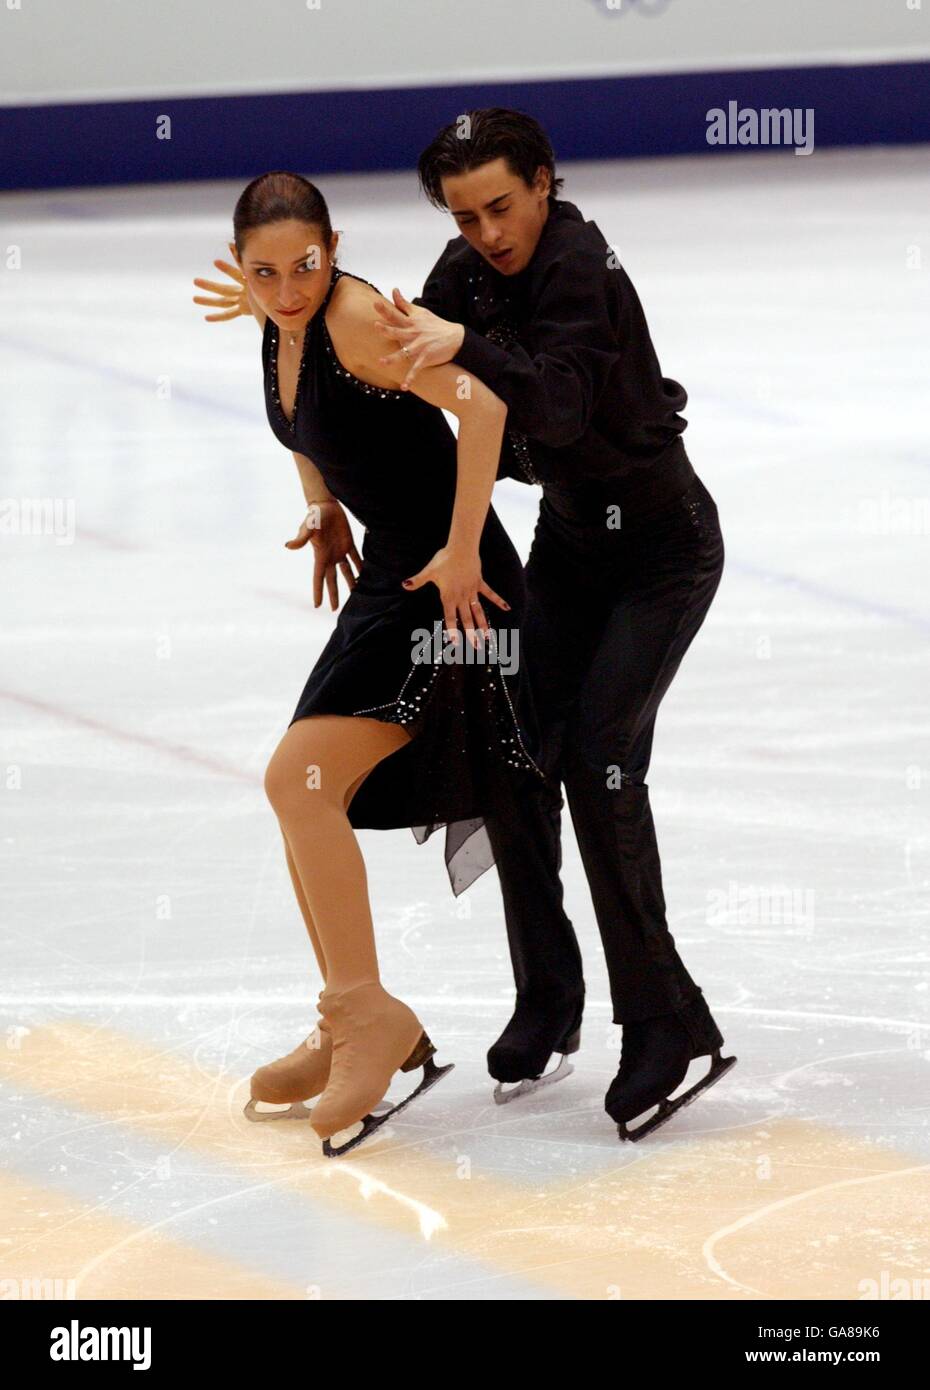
[2,146,929,1300]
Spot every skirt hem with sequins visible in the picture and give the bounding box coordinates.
[285,559,561,897]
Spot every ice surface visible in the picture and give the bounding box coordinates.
[1,146,928,1300]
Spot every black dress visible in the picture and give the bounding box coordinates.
[261,266,558,895]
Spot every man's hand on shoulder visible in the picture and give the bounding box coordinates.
[372,289,465,390]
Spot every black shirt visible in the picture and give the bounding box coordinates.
[415,198,696,518]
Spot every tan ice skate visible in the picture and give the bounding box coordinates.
[244,991,333,1121]
[310,981,454,1156]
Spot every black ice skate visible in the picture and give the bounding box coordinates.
[488,995,584,1105]
[606,1011,736,1142]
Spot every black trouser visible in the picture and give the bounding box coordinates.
[484,472,725,1055]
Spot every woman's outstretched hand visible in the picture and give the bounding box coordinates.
[285,500,362,611]
[402,545,510,650]
[192,244,253,322]
[373,289,465,388]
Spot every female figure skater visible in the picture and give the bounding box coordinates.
[193,171,555,1156]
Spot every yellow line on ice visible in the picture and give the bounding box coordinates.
[3,1021,927,1300]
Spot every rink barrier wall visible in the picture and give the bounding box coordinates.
[1,61,927,190]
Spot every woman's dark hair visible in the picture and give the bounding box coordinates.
[233,171,336,259]
[417,108,563,209]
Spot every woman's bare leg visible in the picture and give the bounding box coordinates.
[264,715,411,994]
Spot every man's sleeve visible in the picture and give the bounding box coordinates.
[412,241,463,318]
[454,252,624,448]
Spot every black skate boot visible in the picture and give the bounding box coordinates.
[488,993,584,1105]
[606,1007,736,1141]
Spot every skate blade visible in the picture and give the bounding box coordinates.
[492,1053,574,1106]
[243,1097,315,1122]
[243,1094,398,1124]
[617,1052,737,1143]
[322,1056,455,1158]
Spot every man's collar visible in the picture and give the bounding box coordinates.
[507,199,582,282]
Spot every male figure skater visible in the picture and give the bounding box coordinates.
[375,108,736,1139]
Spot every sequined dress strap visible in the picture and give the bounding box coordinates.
[319,269,407,400]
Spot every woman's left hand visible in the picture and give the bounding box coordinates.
[373,290,465,388]
[402,546,510,649]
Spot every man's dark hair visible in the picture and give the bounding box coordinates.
[417,108,563,209]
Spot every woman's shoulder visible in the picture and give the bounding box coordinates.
[324,270,405,394]
[327,269,386,327]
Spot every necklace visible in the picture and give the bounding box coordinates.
[270,321,310,433]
